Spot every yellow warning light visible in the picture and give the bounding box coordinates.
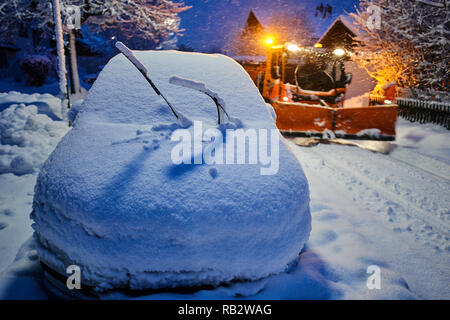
[314,43,323,48]
[265,37,274,45]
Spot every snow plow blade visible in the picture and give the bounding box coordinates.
[273,102,398,141]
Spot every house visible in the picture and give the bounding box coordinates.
[318,15,360,50]
[233,11,268,87]
[234,10,266,57]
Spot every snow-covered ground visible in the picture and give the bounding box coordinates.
[0,88,448,299]
[0,92,70,274]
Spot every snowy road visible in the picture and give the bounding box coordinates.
[287,138,449,299]
[296,142,450,250]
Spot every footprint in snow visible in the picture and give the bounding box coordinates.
[112,124,179,150]
[142,139,160,151]
[313,229,338,246]
[310,203,329,212]
[358,257,389,269]
[314,211,339,222]
[387,207,396,216]
[1,209,14,216]
[209,167,218,179]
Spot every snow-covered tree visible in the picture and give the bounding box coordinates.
[52,0,69,120]
[1,0,189,47]
[351,0,449,95]
[84,0,189,49]
[0,1,54,43]
[0,0,69,116]
[0,0,190,93]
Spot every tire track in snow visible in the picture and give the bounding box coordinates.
[318,145,447,216]
[289,142,449,251]
[390,148,450,182]
[311,146,449,238]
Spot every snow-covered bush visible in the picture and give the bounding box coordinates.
[0,0,191,98]
[19,55,52,87]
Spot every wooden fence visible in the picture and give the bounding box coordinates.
[369,95,450,129]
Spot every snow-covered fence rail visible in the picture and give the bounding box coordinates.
[370,95,450,129]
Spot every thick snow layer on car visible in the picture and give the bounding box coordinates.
[31,50,311,291]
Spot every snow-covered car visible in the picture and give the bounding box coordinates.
[31,48,311,297]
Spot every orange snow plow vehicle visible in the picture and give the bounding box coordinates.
[249,44,398,140]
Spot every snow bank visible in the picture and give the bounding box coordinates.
[31,50,311,292]
[0,92,69,274]
[345,93,449,161]
[0,91,64,120]
[395,118,450,163]
[0,101,69,175]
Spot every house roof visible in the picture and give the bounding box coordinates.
[241,10,264,36]
[318,15,361,44]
